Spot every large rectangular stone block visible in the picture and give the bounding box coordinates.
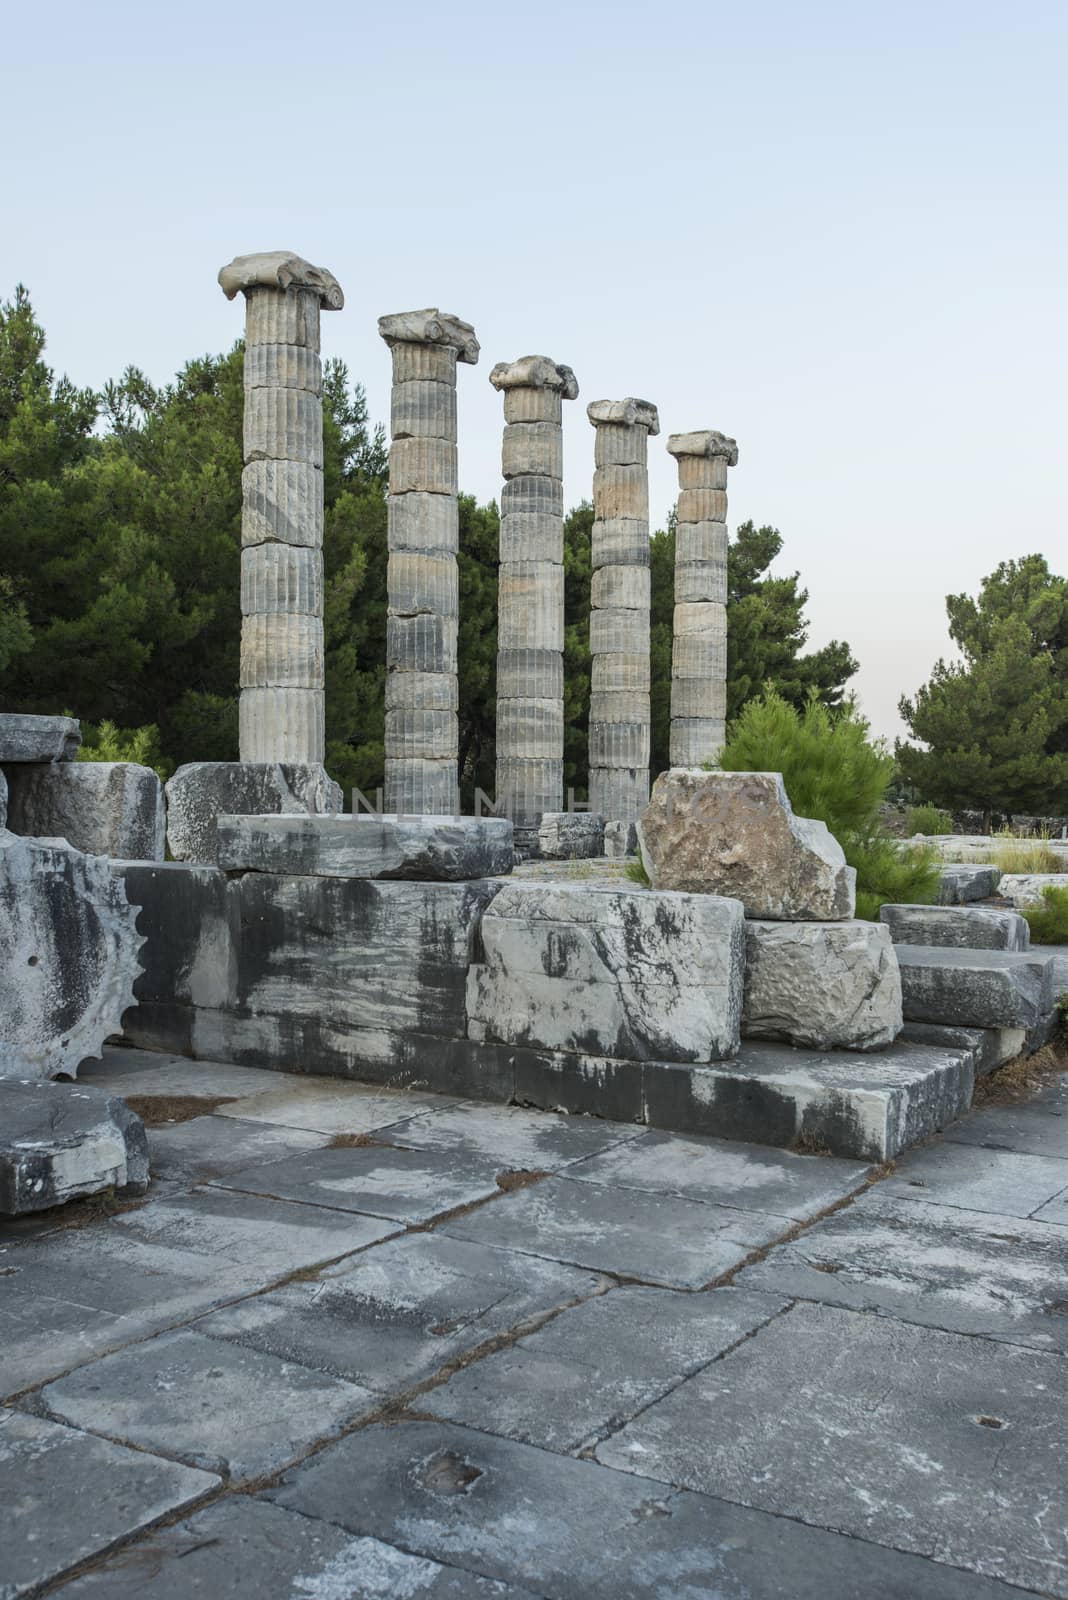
[241,460,323,549]
[668,718,725,767]
[384,757,459,816]
[240,544,323,616]
[496,649,564,700]
[591,565,650,611]
[496,563,564,652]
[236,875,502,1038]
[243,388,323,466]
[164,761,342,863]
[677,487,728,523]
[591,653,651,694]
[593,422,649,468]
[588,720,650,769]
[239,689,325,764]
[390,378,456,441]
[387,552,459,619]
[5,761,165,860]
[503,386,562,425]
[495,698,564,760]
[589,690,651,726]
[880,903,1030,952]
[536,813,606,860]
[384,707,459,760]
[0,713,80,763]
[216,814,514,881]
[589,608,649,656]
[591,518,649,569]
[384,671,459,712]
[676,454,729,491]
[593,464,648,521]
[386,613,458,674]
[244,343,321,394]
[895,945,1055,1029]
[387,491,459,554]
[501,476,564,520]
[499,511,564,565]
[388,439,457,496]
[670,678,727,719]
[240,613,324,688]
[675,560,727,605]
[467,882,744,1061]
[112,860,238,1010]
[589,768,649,823]
[501,421,562,480]
[743,920,903,1051]
[494,756,564,820]
[389,342,457,385]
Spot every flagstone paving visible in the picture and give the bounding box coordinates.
[3,1044,1068,1597]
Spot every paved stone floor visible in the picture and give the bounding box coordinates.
[4,1047,1068,1597]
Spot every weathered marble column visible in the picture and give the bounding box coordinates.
[489,355,578,846]
[379,309,479,814]
[219,251,343,764]
[667,429,738,766]
[587,398,660,823]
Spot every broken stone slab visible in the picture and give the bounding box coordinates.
[536,812,606,860]
[4,761,165,860]
[895,944,1055,1030]
[468,881,745,1062]
[880,902,1029,951]
[898,1020,1026,1076]
[996,872,1068,909]
[0,711,81,763]
[164,761,342,863]
[639,768,855,920]
[743,920,902,1051]
[937,864,1001,904]
[0,830,144,1080]
[0,766,6,829]
[603,819,638,859]
[216,813,514,881]
[0,1078,148,1214]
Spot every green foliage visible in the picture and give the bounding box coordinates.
[624,857,650,887]
[1022,885,1068,946]
[456,494,500,809]
[76,719,172,780]
[907,804,953,835]
[562,502,593,799]
[898,558,1068,820]
[717,689,941,918]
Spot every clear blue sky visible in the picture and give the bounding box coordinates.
[6,0,1066,741]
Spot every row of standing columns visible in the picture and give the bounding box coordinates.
[220,258,737,828]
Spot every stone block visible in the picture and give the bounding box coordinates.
[241,459,323,548]
[239,687,325,764]
[384,669,459,712]
[0,1078,148,1214]
[388,551,459,619]
[500,474,564,519]
[390,377,456,440]
[236,874,502,1038]
[388,341,457,385]
[675,452,732,490]
[495,698,563,760]
[668,718,725,767]
[240,543,322,615]
[937,864,1001,904]
[0,831,144,1080]
[0,712,80,762]
[387,612,458,674]
[496,562,564,652]
[384,707,458,761]
[898,1020,1026,1076]
[675,559,727,604]
[244,283,320,347]
[589,607,649,656]
[380,307,478,363]
[495,648,564,701]
[677,486,728,523]
[996,872,1065,908]
[244,342,321,393]
[387,489,459,553]
[604,819,638,858]
[639,768,856,920]
[494,756,564,822]
[588,719,650,770]
[503,384,564,425]
[501,420,563,479]
[389,438,457,495]
[240,612,324,687]
[164,761,342,863]
[468,881,745,1061]
[880,902,1030,951]
[4,761,165,860]
[591,517,650,568]
[111,861,238,1010]
[589,767,649,823]
[675,519,728,565]
[895,944,1055,1029]
[384,757,459,816]
[593,463,648,521]
[743,920,903,1050]
[499,510,564,564]
[217,813,514,881]
[537,812,606,859]
[670,677,727,718]
[591,564,650,611]
[590,653,650,695]
[243,386,323,465]
[593,422,649,468]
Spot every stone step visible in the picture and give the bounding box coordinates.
[895,943,1055,1030]
[0,1079,148,1214]
[936,864,1000,904]
[880,902,1029,951]
[898,1020,1026,1076]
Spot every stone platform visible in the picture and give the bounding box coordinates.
[4,1044,1068,1597]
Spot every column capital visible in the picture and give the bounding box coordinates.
[378,308,480,365]
[666,429,739,466]
[587,398,659,435]
[219,252,344,309]
[489,356,579,400]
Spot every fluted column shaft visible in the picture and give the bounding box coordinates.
[586,398,660,823]
[666,429,738,767]
[219,252,343,764]
[489,356,578,845]
[379,309,479,814]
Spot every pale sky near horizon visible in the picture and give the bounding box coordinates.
[5,0,1065,743]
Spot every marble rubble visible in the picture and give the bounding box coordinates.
[880,902,1030,951]
[536,812,606,860]
[743,919,903,1051]
[164,760,342,864]
[5,760,165,861]
[0,1077,148,1215]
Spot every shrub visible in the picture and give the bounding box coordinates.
[1022,885,1068,945]
[907,804,953,835]
[76,719,173,781]
[989,831,1065,876]
[716,690,941,919]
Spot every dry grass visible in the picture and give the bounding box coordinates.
[124,1094,238,1126]
[327,1132,398,1149]
[972,1043,1068,1108]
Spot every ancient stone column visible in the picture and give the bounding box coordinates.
[666,429,738,767]
[379,309,479,814]
[219,251,344,764]
[489,355,578,849]
[586,398,660,823]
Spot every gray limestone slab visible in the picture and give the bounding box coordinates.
[423,1284,787,1451]
[215,1076,464,1135]
[110,862,238,1012]
[79,1046,286,1100]
[880,902,1029,951]
[37,1327,374,1483]
[899,1020,1025,1075]
[945,1076,1068,1157]
[737,1190,1068,1349]
[164,761,342,863]
[896,942,1054,1028]
[0,1229,265,1398]
[382,1102,642,1171]
[0,1408,217,1598]
[442,1174,791,1287]
[52,1498,535,1598]
[198,1230,603,1391]
[111,1185,398,1271]
[217,812,514,880]
[5,759,165,860]
[938,864,1001,904]
[269,1417,1022,1600]
[880,1139,1068,1217]
[1033,1190,1068,1225]
[144,1114,330,1188]
[212,1143,509,1224]
[0,1078,148,1215]
[565,1127,869,1218]
[596,1300,1068,1597]
[0,711,80,762]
